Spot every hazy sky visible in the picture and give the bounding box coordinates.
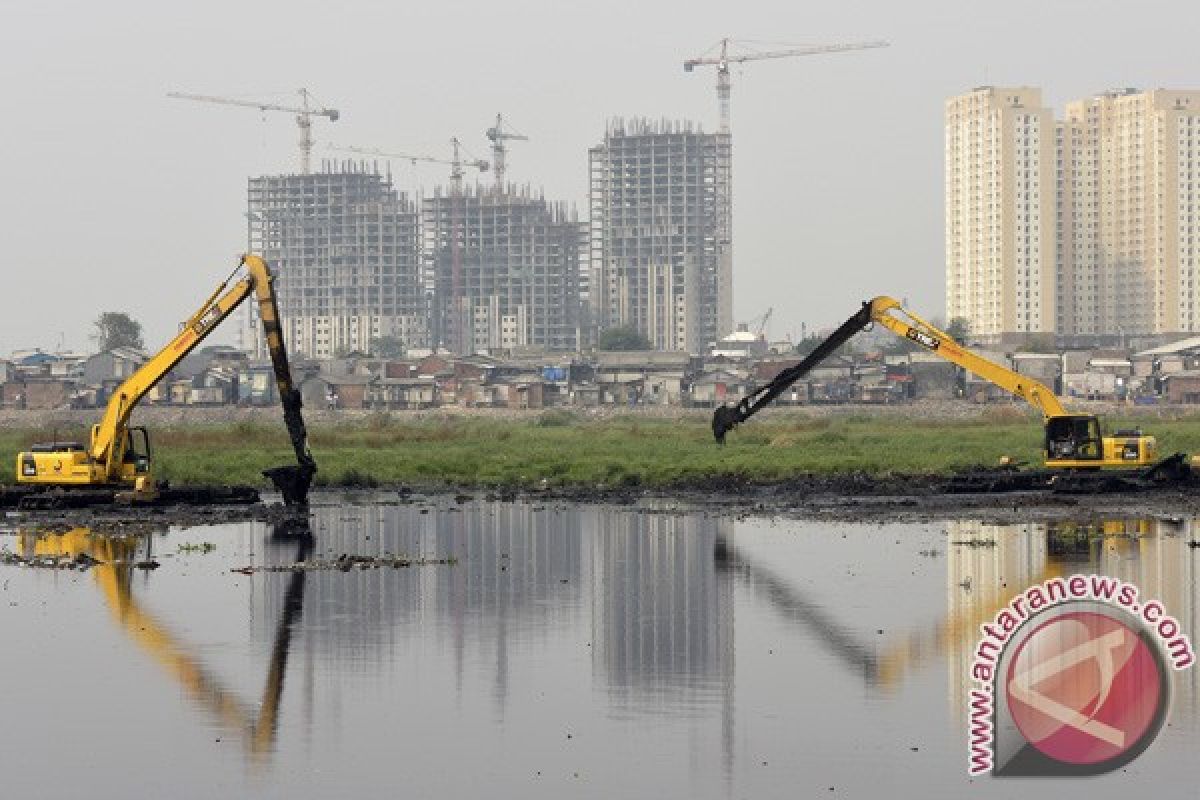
[2,0,1198,354]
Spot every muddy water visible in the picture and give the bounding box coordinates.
[2,501,1198,799]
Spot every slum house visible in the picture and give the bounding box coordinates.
[82,348,147,407]
[1132,337,1200,396]
[164,346,247,405]
[890,352,959,399]
[688,369,750,407]
[508,356,573,407]
[48,353,87,380]
[751,358,808,404]
[299,373,376,410]
[487,360,553,409]
[1064,352,1135,401]
[1163,371,1200,404]
[805,355,856,404]
[234,361,280,406]
[166,367,236,405]
[1,377,74,409]
[1010,352,1061,394]
[374,377,439,409]
[83,347,146,385]
[452,356,500,407]
[594,351,693,406]
[856,363,908,404]
[382,360,419,380]
[710,327,768,359]
[12,350,58,378]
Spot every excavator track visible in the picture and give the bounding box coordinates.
[1,484,260,511]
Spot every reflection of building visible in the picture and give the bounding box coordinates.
[590,514,734,705]
[255,503,584,700]
[945,519,1199,712]
[253,502,737,736]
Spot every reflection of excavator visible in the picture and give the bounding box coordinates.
[14,255,315,505]
[715,519,1152,691]
[714,297,1190,475]
[17,525,310,762]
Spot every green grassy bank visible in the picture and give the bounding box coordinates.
[4,410,1200,489]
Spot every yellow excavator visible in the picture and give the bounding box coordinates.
[714,296,1191,479]
[13,254,316,506]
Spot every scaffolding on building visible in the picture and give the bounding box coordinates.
[589,118,733,353]
[422,184,584,355]
[246,161,426,359]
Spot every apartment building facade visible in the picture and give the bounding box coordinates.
[948,86,1200,343]
[588,119,733,353]
[945,87,1057,344]
[1058,89,1200,337]
[246,164,426,358]
[422,186,584,355]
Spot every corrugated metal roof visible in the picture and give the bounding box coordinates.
[1134,336,1200,357]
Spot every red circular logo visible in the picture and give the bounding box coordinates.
[1005,610,1164,766]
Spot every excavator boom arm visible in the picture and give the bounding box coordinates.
[867,296,1067,417]
[90,256,315,502]
[89,266,255,472]
[245,255,316,503]
[713,295,1067,441]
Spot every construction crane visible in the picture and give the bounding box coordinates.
[753,307,773,339]
[683,38,889,133]
[485,114,528,189]
[329,139,489,193]
[167,88,340,173]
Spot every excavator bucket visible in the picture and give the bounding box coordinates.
[263,464,315,507]
[712,406,742,444]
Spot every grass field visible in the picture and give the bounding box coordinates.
[4,409,1200,489]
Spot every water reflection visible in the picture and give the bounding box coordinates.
[6,504,1199,798]
[945,518,1200,714]
[11,520,312,765]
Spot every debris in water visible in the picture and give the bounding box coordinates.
[2,551,104,570]
[177,542,217,554]
[951,538,996,548]
[135,560,161,570]
[230,554,457,574]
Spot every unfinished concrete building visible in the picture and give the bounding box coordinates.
[589,118,733,352]
[245,162,426,358]
[422,185,584,355]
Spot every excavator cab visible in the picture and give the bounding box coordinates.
[122,427,152,477]
[1043,414,1157,468]
[1043,415,1103,462]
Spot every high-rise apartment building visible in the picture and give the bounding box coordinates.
[1057,89,1200,337]
[422,186,584,355]
[945,87,1057,343]
[246,163,425,358]
[588,119,733,352]
[947,86,1200,343]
